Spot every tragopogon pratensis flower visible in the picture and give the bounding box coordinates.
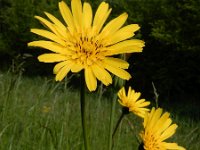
[28,0,144,91]
[140,107,185,150]
[118,86,150,118]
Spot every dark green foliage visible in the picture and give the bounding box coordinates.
[149,0,200,51]
[119,0,200,103]
[0,0,63,73]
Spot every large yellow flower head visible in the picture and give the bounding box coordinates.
[28,0,144,91]
[140,107,185,150]
[118,87,150,118]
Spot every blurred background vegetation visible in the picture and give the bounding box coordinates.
[0,0,200,116]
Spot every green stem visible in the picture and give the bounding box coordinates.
[112,112,125,139]
[112,107,129,148]
[108,94,117,150]
[80,71,89,150]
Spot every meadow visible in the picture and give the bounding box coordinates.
[0,71,199,150]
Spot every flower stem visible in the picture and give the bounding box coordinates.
[108,94,117,150]
[112,107,129,148]
[80,71,89,150]
[112,112,125,139]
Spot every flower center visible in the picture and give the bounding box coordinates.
[71,35,105,67]
[143,132,160,150]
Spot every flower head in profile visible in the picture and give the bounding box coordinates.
[118,86,150,118]
[140,107,185,150]
[28,0,144,91]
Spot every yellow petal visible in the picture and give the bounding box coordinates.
[55,64,71,81]
[135,108,150,113]
[145,107,159,130]
[135,100,150,107]
[53,61,70,74]
[148,108,163,130]
[153,112,170,133]
[106,39,144,55]
[83,2,93,30]
[144,107,156,128]
[71,0,82,31]
[44,12,67,33]
[30,29,65,46]
[118,100,127,107]
[160,124,178,141]
[127,87,133,97]
[91,63,112,86]
[158,119,173,136]
[58,1,75,34]
[38,53,67,63]
[104,57,129,69]
[35,16,69,39]
[118,87,126,98]
[128,90,140,101]
[105,24,140,45]
[93,2,111,35]
[28,41,72,55]
[85,67,97,91]
[135,99,145,104]
[102,61,131,80]
[132,92,141,101]
[135,112,146,118]
[100,13,128,38]
[137,102,150,108]
[112,39,145,49]
[52,24,70,39]
[71,63,83,73]
[106,42,144,56]
[34,16,59,35]
[162,142,186,150]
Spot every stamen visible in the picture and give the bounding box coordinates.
[70,34,106,66]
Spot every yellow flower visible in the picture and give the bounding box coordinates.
[118,86,150,118]
[28,0,144,91]
[42,106,51,113]
[140,107,185,150]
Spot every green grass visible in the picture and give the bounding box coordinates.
[0,71,199,150]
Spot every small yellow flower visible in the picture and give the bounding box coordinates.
[140,107,185,150]
[118,86,150,118]
[28,0,144,91]
[42,106,51,113]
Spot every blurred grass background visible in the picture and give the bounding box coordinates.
[0,71,199,150]
[0,0,200,149]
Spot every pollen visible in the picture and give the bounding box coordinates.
[71,35,105,67]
